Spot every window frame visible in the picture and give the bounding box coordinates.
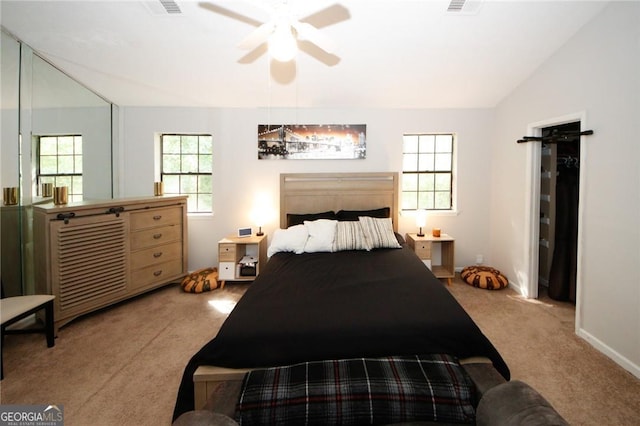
[401,132,456,212]
[36,134,83,202]
[160,133,213,214]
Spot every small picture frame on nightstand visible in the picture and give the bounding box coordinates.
[237,227,252,237]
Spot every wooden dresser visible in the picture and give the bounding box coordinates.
[33,196,188,330]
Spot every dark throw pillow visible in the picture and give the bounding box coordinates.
[336,207,390,221]
[286,211,337,227]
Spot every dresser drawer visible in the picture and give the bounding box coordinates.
[130,259,184,289]
[414,241,431,259]
[130,225,181,250]
[131,241,182,269]
[130,207,182,231]
[219,243,237,262]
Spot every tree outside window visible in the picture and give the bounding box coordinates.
[38,135,83,202]
[402,133,454,211]
[161,134,213,213]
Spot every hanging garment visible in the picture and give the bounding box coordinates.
[548,168,578,303]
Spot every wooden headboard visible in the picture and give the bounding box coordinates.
[280,172,399,231]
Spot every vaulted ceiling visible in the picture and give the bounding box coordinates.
[1,0,609,108]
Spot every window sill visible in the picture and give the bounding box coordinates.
[401,210,460,218]
[187,212,215,219]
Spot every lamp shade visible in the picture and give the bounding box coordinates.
[250,193,274,236]
[415,209,427,237]
[252,209,268,227]
[415,209,428,228]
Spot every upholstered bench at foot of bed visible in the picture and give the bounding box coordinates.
[236,355,476,425]
[182,355,479,426]
[178,363,569,426]
[175,380,570,426]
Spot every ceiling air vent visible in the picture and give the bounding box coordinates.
[448,0,466,12]
[159,0,181,14]
[447,0,483,14]
[144,0,182,15]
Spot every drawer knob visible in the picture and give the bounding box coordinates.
[153,233,162,239]
[153,252,163,258]
[153,270,162,276]
[153,215,162,220]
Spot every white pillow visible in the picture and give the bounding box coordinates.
[333,220,371,251]
[358,216,401,249]
[267,225,309,257]
[303,219,337,253]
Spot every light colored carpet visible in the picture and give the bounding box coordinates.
[448,281,640,425]
[1,278,638,425]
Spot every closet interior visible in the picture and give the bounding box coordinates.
[538,122,581,303]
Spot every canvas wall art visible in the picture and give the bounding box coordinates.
[258,124,366,159]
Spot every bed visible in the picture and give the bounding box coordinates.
[173,172,510,424]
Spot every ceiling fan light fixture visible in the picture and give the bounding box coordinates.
[268,24,297,62]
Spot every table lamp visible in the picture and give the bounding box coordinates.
[251,193,274,237]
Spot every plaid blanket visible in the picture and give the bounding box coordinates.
[236,354,476,425]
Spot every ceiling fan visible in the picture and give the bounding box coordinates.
[199,1,350,63]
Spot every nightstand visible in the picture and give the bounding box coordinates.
[406,233,455,286]
[218,233,267,288]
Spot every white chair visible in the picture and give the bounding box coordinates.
[1,294,55,379]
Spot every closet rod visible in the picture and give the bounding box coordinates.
[517,129,593,144]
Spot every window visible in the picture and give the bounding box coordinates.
[37,135,83,202]
[402,133,454,211]
[161,134,213,213]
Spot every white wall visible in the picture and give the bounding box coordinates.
[490,2,640,377]
[121,107,495,272]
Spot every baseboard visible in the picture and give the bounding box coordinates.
[576,328,640,380]
[507,279,525,295]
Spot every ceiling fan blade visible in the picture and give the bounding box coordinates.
[298,40,341,67]
[291,21,336,54]
[237,44,268,64]
[300,3,351,29]
[237,21,276,50]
